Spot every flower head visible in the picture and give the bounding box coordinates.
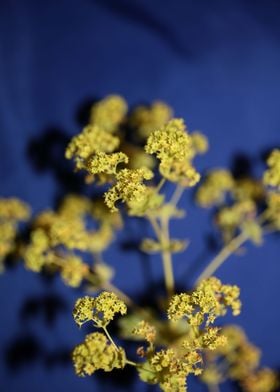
[73,292,127,328]
[168,277,241,326]
[196,169,234,207]
[104,168,153,212]
[130,101,173,138]
[65,125,120,170]
[145,118,200,187]
[89,95,127,133]
[263,149,280,188]
[72,332,126,376]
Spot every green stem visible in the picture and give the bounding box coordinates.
[147,216,175,298]
[195,231,248,285]
[160,217,175,298]
[103,326,119,351]
[162,249,175,298]
[156,178,166,192]
[170,184,184,206]
[125,359,138,367]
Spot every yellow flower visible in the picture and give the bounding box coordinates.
[104,168,154,212]
[132,320,156,344]
[60,255,89,287]
[145,119,193,162]
[65,125,120,170]
[24,228,50,272]
[130,101,173,138]
[89,95,127,133]
[0,198,30,221]
[241,369,278,392]
[86,152,128,177]
[168,277,241,326]
[190,131,209,155]
[73,292,127,328]
[145,118,200,187]
[72,332,126,376]
[196,169,234,207]
[263,149,280,188]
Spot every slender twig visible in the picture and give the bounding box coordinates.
[156,178,166,193]
[125,359,138,367]
[103,326,119,351]
[147,216,162,240]
[147,215,175,298]
[161,217,175,298]
[195,231,248,285]
[170,184,184,206]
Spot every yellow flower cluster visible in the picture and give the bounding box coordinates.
[132,320,156,344]
[65,125,120,170]
[196,169,234,207]
[23,195,120,288]
[183,327,227,352]
[263,149,280,188]
[201,325,278,392]
[216,200,258,241]
[72,332,126,377]
[86,152,128,178]
[190,131,209,155]
[241,369,278,392]
[135,279,241,392]
[138,348,200,392]
[266,192,280,229]
[0,198,30,221]
[233,178,264,202]
[127,187,164,217]
[168,277,241,326]
[104,167,154,212]
[145,119,200,187]
[196,167,269,244]
[129,101,173,138]
[89,95,127,132]
[24,228,50,272]
[0,198,30,269]
[60,255,89,287]
[73,292,127,328]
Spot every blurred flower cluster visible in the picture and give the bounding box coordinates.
[1,95,279,392]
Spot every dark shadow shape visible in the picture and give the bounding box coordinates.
[20,294,68,326]
[27,127,86,200]
[75,96,100,127]
[44,348,72,369]
[5,334,43,371]
[231,152,253,179]
[95,362,137,390]
[5,333,72,372]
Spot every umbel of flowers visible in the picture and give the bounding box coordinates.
[1,95,279,392]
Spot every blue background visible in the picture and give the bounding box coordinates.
[0,1,280,391]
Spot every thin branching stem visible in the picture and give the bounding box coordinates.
[170,184,184,206]
[195,231,248,285]
[103,326,119,351]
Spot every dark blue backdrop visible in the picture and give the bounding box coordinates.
[0,1,280,391]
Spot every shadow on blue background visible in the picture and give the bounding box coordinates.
[1,0,280,391]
